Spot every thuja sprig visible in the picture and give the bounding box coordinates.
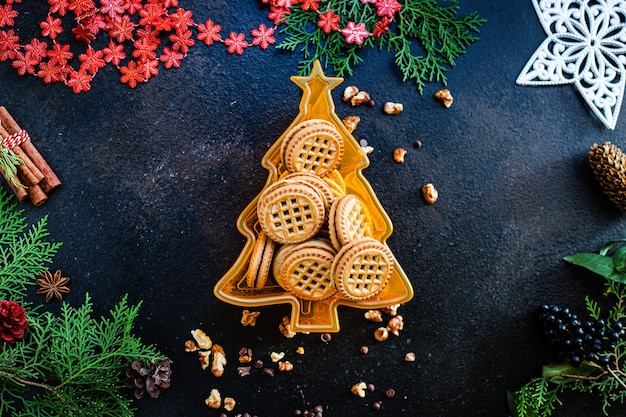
[0,188,167,416]
[274,0,485,93]
[509,240,626,417]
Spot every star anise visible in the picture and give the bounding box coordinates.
[36,270,70,302]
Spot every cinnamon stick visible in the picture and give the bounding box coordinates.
[0,124,43,186]
[0,166,28,201]
[0,106,61,193]
[25,182,47,206]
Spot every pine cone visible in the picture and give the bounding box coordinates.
[0,300,28,343]
[125,357,172,399]
[589,142,626,212]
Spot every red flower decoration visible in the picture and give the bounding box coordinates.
[373,16,391,38]
[374,0,401,19]
[340,21,369,45]
[0,300,28,343]
[224,31,248,55]
[317,9,340,34]
[196,19,222,46]
[251,23,276,50]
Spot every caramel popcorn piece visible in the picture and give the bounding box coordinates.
[270,351,285,362]
[382,304,400,316]
[422,183,439,205]
[184,339,199,352]
[393,148,407,163]
[205,389,221,409]
[434,89,453,108]
[374,327,389,342]
[224,397,236,412]
[198,350,211,370]
[342,115,361,133]
[278,361,294,372]
[386,315,404,336]
[383,102,403,114]
[351,382,367,398]
[343,85,359,102]
[191,329,212,350]
[364,309,383,322]
[241,309,261,326]
[211,344,227,377]
[296,346,305,355]
[279,316,296,338]
[351,91,371,106]
[405,352,416,362]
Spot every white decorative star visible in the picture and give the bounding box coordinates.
[517,0,626,129]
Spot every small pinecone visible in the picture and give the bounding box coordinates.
[589,142,626,212]
[125,357,172,399]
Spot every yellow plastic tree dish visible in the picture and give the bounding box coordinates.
[214,61,413,333]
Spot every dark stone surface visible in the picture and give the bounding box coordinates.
[1,1,626,416]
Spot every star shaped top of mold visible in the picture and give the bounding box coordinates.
[517,0,626,129]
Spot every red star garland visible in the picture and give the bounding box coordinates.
[0,0,398,93]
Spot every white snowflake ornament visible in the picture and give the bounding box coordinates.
[517,0,626,129]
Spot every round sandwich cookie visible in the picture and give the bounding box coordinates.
[331,194,373,249]
[332,237,394,301]
[282,119,344,177]
[282,172,336,211]
[272,243,295,291]
[246,231,276,289]
[280,246,337,301]
[257,181,326,245]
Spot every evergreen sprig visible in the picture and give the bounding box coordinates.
[0,188,61,301]
[509,240,626,416]
[0,150,23,188]
[275,0,485,93]
[0,188,165,416]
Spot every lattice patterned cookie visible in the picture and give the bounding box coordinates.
[282,119,344,177]
[332,237,394,301]
[280,246,337,301]
[328,194,373,251]
[257,181,326,244]
[246,231,276,289]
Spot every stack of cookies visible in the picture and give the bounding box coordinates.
[247,119,395,303]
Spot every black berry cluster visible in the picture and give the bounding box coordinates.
[539,304,625,367]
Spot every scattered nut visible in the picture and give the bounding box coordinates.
[224,397,236,412]
[383,102,403,115]
[320,332,332,343]
[238,347,252,364]
[422,183,438,204]
[359,345,369,355]
[364,309,383,322]
[270,351,285,362]
[405,352,416,362]
[262,367,275,378]
[393,148,407,163]
[385,388,396,398]
[237,366,251,377]
[351,91,371,106]
[184,339,199,352]
[343,85,359,102]
[241,309,261,326]
[296,346,305,355]
[191,329,212,350]
[374,327,389,342]
[386,315,404,336]
[381,304,400,316]
[279,316,296,338]
[205,388,221,409]
[366,98,376,108]
[342,115,361,133]
[372,401,382,411]
[413,139,422,149]
[278,361,294,372]
[434,89,453,108]
[198,350,211,370]
[351,382,367,398]
[367,383,376,393]
[253,359,264,369]
[211,344,227,377]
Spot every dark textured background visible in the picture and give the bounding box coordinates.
[2,0,626,416]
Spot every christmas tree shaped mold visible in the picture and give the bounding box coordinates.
[214,61,413,333]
